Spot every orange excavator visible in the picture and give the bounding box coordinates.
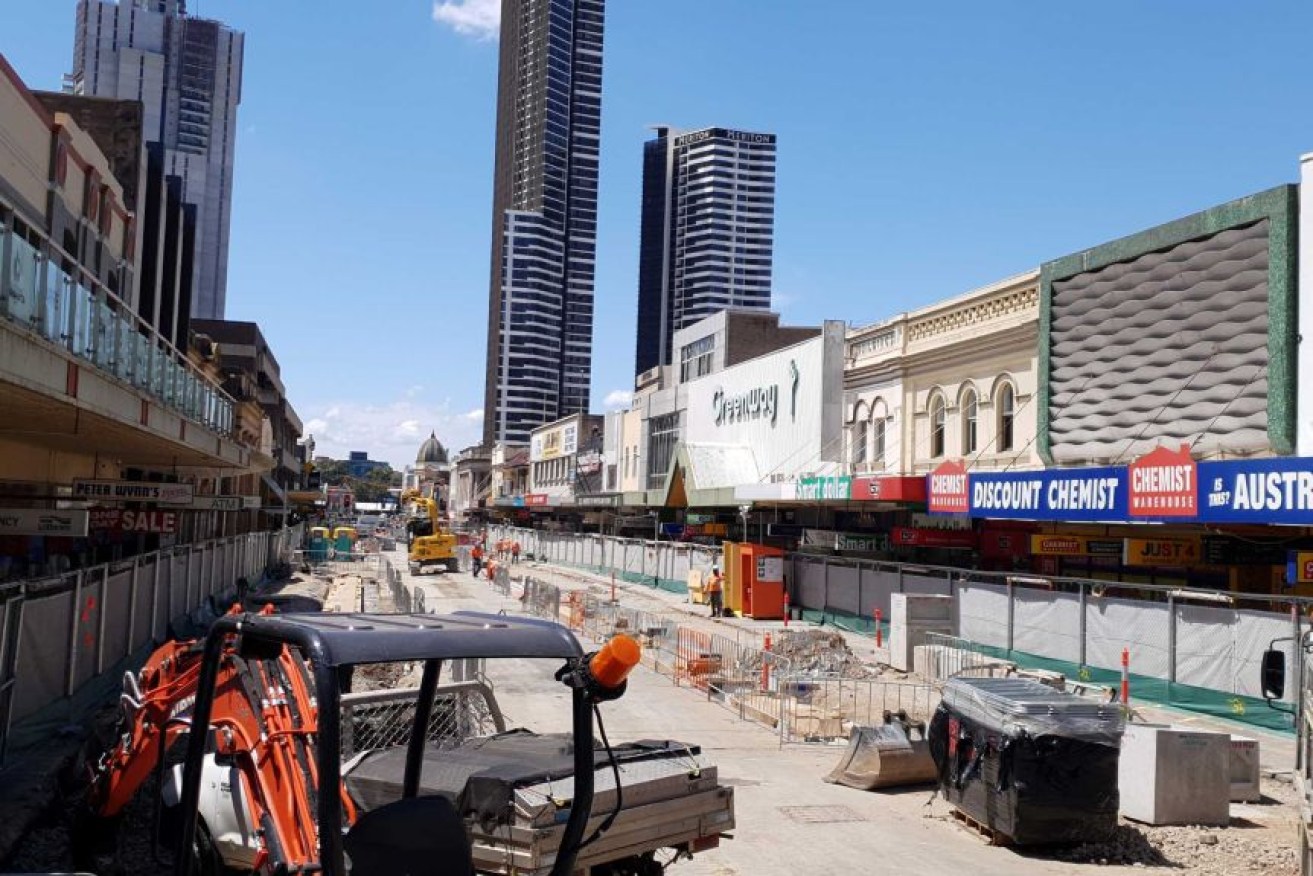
[74,607,731,876]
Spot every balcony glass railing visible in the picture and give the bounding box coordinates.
[1,223,235,438]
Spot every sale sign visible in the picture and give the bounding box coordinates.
[90,509,179,534]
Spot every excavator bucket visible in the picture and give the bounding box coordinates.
[824,712,937,790]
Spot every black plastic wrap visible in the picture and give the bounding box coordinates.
[929,685,1123,845]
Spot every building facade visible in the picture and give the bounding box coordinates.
[634,126,777,376]
[482,0,606,446]
[69,0,244,320]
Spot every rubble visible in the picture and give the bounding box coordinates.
[765,629,879,679]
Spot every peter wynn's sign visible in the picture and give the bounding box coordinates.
[72,479,194,505]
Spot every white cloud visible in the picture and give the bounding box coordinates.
[603,389,632,410]
[432,0,501,40]
[403,384,425,399]
[299,397,484,469]
[463,408,484,421]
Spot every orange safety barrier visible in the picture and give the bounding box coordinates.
[675,626,719,691]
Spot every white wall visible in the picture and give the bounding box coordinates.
[683,332,841,482]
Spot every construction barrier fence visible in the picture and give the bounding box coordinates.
[0,524,304,766]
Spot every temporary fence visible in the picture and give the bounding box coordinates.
[487,526,719,595]
[0,523,304,766]
[486,523,1311,734]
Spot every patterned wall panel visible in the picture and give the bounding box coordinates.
[1047,220,1271,463]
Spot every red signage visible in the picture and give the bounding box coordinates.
[890,526,977,549]
[852,476,928,503]
[1128,445,1197,517]
[927,460,970,514]
[90,509,179,534]
[524,494,549,507]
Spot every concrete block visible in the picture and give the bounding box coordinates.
[1229,736,1261,802]
[889,594,953,672]
[1119,724,1230,826]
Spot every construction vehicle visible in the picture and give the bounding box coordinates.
[75,607,733,876]
[406,493,460,574]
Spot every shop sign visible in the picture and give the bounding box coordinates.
[686,513,714,524]
[797,476,852,501]
[183,495,260,511]
[1123,538,1200,567]
[967,467,1124,520]
[1129,446,1198,517]
[576,451,603,475]
[981,530,1030,557]
[523,494,549,507]
[768,523,805,538]
[0,508,89,537]
[1199,457,1313,524]
[927,460,969,514]
[890,526,977,549]
[1029,534,1123,557]
[1202,536,1291,566]
[756,555,785,582]
[91,509,179,534]
[72,479,193,505]
[1286,552,1313,585]
[575,494,619,507]
[839,532,889,553]
[852,476,926,502]
[702,523,728,536]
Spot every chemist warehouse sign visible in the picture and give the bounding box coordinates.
[928,447,1313,525]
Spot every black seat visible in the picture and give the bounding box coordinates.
[343,795,474,876]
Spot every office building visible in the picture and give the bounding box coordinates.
[634,126,777,376]
[482,0,606,446]
[68,0,244,320]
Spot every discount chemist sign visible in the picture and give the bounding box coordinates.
[928,448,1313,525]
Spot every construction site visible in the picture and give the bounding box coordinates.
[0,529,1303,876]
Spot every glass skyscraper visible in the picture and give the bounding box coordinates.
[69,0,243,321]
[483,0,605,447]
[634,126,777,376]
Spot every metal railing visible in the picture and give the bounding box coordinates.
[1,211,237,437]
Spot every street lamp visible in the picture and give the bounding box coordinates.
[738,504,751,544]
[649,509,659,542]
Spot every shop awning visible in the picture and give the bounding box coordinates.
[655,443,760,508]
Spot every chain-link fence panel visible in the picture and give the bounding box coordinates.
[339,681,506,760]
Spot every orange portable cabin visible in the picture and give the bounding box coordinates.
[721,541,786,620]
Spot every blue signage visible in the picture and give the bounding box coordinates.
[965,467,1126,522]
[937,456,1313,525]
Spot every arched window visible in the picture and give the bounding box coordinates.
[872,416,886,469]
[962,389,978,454]
[930,395,946,458]
[998,383,1016,451]
[854,419,869,465]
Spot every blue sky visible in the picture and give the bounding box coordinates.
[7,1,1312,468]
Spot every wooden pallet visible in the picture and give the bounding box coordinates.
[949,807,1011,847]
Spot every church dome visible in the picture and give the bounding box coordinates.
[416,431,449,465]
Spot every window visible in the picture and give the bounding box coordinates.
[998,383,1016,451]
[930,396,946,459]
[872,417,886,469]
[962,389,978,454]
[679,334,715,382]
[853,419,868,466]
[646,413,680,489]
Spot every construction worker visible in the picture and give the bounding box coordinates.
[511,540,521,564]
[706,566,724,617]
[471,543,484,578]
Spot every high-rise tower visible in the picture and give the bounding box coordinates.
[483,0,605,447]
[69,0,243,321]
[634,126,777,376]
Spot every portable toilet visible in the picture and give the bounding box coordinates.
[332,526,358,559]
[309,527,331,563]
[736,543,786,620]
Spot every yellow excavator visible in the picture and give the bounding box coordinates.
[404,491,459,574]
